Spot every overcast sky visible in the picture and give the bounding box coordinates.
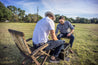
[0,0,98,19]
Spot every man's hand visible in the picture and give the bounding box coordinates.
[67,29,74,37]
[67,33,71,37]
[53,37,58,41]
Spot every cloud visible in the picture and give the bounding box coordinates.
[2,0,98,18]
[15,1,39,14]
[41,0,98,15]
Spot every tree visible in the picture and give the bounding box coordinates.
[55,14,60,23]
[0,2,12,22]
[23,14,43,23]
[7,6,17,15]
[38,15,43,21]
[24,15,31,23]
[7,5,25,22]
[18,9,25,21]
[68,18,74,23]
[75,17,80,23]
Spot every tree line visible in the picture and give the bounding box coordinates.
[0,1,98,23]
[0,1,42,23]
[55,14,98,24]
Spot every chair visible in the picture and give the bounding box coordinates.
[8,29,50,65]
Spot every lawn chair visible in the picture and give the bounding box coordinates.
[8,29,50,65]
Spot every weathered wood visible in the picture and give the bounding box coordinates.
[40,50,50,56]
[31,55,40,65]
[26,38,32,42]
[8,29,31,56]
[31,43,48,56]
[8,29,50,65]
[41,50,51,65]
[8,29,24,36]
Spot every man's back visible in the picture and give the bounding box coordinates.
[32,17,55,44]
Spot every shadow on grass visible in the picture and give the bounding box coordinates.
[0,43,24,65]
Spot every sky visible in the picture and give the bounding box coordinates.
[0,0,98,19]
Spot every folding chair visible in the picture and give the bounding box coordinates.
[8,29,50,65]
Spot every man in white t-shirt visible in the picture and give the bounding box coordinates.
[32,11,65,62]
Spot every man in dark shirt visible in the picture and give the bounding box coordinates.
[56,16,75,53]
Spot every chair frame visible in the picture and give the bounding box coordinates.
[8,29,50,65]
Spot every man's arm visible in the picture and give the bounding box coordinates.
[50,30,58,40]
[67,29,74,36]
[70,29,74,34]
[67,22,74,36]
[55,26,59,36]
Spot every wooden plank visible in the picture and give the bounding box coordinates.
[8,29,24,36]
[22,36,31,54]
[41,50,50,65]
[40,50,50,56]
[31,55,40,65]
[8,29,31,56]
[26,38,32,42]
[31,44,48,56]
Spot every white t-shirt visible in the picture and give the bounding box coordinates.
[32,17,55,44]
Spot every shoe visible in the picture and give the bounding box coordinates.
[49,58,60,63]
[49,56,60,63]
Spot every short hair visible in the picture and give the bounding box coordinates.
[59,16,65,20]
[45,11,55,20]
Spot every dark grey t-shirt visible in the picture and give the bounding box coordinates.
[55,21,74,34]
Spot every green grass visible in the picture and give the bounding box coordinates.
[0,23,98,65]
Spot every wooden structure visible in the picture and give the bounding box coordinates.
[8,29,50,65]
[58,43,70,60]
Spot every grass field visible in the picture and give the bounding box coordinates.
[0,23,98,65]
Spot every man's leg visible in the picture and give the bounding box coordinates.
[45,40,65,57]
[63,33,75,48]
[57,34,64,40]
[68,34,75,48]
[53,45,64,57]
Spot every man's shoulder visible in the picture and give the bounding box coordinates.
[57,23,60,26]
[45,17,53,23]
[57,23,61,27]
[65,21,71,24]
[65,21,70,23]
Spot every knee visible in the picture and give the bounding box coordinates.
[71,35,75,39]
[57,35,59,38]
[57,35,60,39]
